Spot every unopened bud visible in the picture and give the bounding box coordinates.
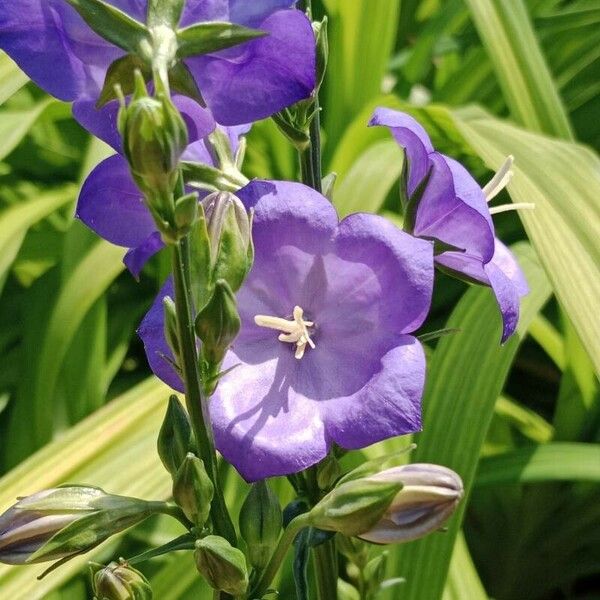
[308,479,402,538]
[195,280,241,391]
[201,192,253,292]
[91,560,153,600]
[0,487,156,565]
[358,464,463,544]
[194,535,249,596]
[174,192,199,233]
[157,396,193,477]
[239,481,282,570]
[172,454,214,527]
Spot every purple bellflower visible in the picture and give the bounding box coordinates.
[370,108,530,342]
[76,124,249,277]
[0,2,315,149]
[139,181,435,481]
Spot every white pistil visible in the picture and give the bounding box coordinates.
[489,202,536,215]
[484,155,514,202]
[255,306,316,360]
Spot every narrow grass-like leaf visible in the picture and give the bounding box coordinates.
[0,52,29,105]
[382,243,553,600]
[475,443,600,486]
[464,0,573,138]
[443,533,488,600]
[452,107,600,373]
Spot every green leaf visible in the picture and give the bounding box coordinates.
[0,97,56,161]
[0,52,29,106]
[176,22,267,59]
[464,0,573,138]
[443,533,488,600]
[31,241,125,448]
[475,443,600,486]
[452,107,600,374]
[382,243,553,600]
[64,0,148,54]
[0,185,75,285]
[333,140,403,217]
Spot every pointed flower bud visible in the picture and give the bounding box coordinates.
[91,560,153,600]
[201,192,253,292]
[194,535,249,596]
[358,464,463,544]
[195,280,241,387]
[0,487,157,565]
[313,17,329,91]
[239,481,282,570]
[157,396,193,478]
[172,454,214,528]
[308,479,402,538]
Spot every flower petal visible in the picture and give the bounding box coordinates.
[185,9,315,125]
[76,154,156,248]
[181,0,297,28]
[0,0,121,101]
[124,231,164,278]
[369,107,434,196]
[210,352,328,482]
[137,277,184,393]
[323,336,425,448]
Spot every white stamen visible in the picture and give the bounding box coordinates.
[489,202,535,215]
[484,155,514,202]
[254,305,316,360]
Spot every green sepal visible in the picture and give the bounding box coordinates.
[147,0,185,28]
[157,395,193,478]
[97,54,150,108]
[162,297,181,365]
[239,481,282,570]
[177,22,267,58]
[194,535,249,596]
[313,17,329,91]
[168,61,205,105]
[187,206,213,311]
[336,445,416,486]
[403,160,433,235]
[316,453,342,491]
[271,111,311,151]
[181,162,240,193]
[174,192,199,232]
[172,453,214,527]
[308,479,402,537]
[63,0,148,54]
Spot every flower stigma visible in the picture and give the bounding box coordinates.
[484,155,536,215]
[254,306,316,359]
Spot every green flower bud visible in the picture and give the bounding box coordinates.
[194,535,249,596]
[201,192,253,292]
[174,192,199,233]
[357,464,463,544]
[195,279,241,392]
[239,481,282,570]
[172,454,214,527]
[157,396,193,477]
[91,561,153,600]
[0,487,156,565]
[308,478,402,538]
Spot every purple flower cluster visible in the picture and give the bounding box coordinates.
[0,3,528,482]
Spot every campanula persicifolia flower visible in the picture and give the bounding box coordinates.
[370,108,529,342]
[139,181,434,481]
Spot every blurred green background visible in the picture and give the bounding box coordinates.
[0,0,599,598]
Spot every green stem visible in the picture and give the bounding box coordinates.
[313,538,338,600]
[171,176,236,547]
[251,515,310,599]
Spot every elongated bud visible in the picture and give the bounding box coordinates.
[239,481,282,570]
[308,479,402,537]
[358,464,463,544]
[91,561,153,600]
[313,17,328,91]
[172,454,214,527]
[162,297,180,365]
[0,487,156,565]
[157,396,193,477]
[201,192,253,292]
[195,280,241,393]
[194,535,249,596]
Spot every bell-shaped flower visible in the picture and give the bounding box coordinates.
[139,181,434,481]
[75,125,249,277]
[370,108,529,342]
[0,1,315,149]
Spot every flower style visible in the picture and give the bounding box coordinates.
[370,108,529,342]
[139,181,435,481]
[0,1,315,149]
[76,124,249,276]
